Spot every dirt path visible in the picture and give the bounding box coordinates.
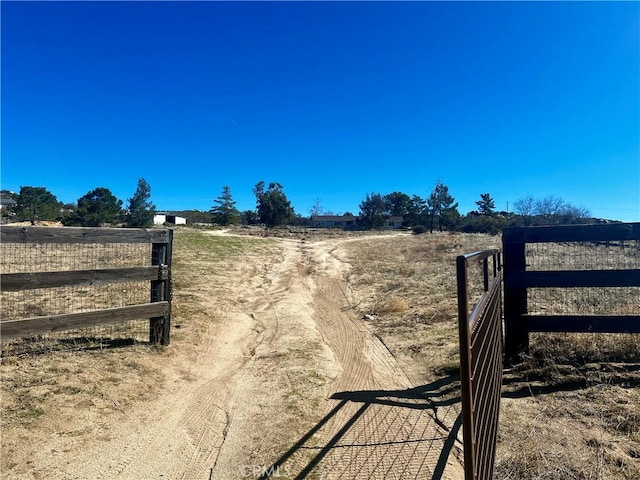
[12,234,463,479]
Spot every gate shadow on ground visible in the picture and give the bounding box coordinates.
[258,376,463,480]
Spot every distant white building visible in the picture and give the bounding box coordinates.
[154,214,187,225]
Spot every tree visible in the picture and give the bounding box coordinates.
[440,204,462,231]
[309,199,323,218]
[384,192,412,218]
[426,182,458,232]
[125,178,156,227]
[211,185,240,225]
[557,203,591,224]
[535,196,591,225]
[513,195,591,226]
[14,186,62,224]
[253,181,295,228]
[64,188,123,226]
[460,211,512,234]
[405,195,427,228]
[358,192,389,228]
[514,195,535,225]
[475,193,496,215]
[240,210,260,225]
[535,195,565,218]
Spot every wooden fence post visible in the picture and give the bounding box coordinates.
[162,229,173,345]
[503,228,529,365]
[150,229,172,345]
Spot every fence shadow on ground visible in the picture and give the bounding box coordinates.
[259,376,464,480]
[502,361,640,399]
[1,335,146,358]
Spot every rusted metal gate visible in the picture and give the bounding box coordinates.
[456,249,503,480]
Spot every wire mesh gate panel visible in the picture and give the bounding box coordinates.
[457,249,503,480]
[0,226,172,355]
[503,223,640,362]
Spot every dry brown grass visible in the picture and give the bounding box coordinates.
[2,228,638,478]
[0,229,278,477]
[340,231,640,479]
[525,241,639,317]
[372,295,410,314]
[342,231,500,383]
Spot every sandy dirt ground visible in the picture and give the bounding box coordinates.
[2,233,464,479]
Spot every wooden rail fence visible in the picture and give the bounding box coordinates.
[456,222,638,478]
[503,222,640,363]
[0,226,173,345]
[456,249,503,480]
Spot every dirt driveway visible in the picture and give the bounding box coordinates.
[2,232,464,479]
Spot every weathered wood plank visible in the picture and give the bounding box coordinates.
[506,269,640,288]
[0,226,170,244]
[0,302,169,339]
[503,223,640,244]
[150,236,172,345]
[526,314,640,333]
[1,266,167,292]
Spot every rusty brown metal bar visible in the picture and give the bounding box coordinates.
[457,249,503,480]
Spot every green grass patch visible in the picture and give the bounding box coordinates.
[173,231,272,261]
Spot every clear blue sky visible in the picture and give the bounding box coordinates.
[2,1,639,221]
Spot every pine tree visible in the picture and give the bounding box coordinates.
[427,182,458,232]
[253,181,294,228]
[475,193,496,215]
[65,188,123,227]
[211,186,240,226]
[358,193,389,228]
[126,178,156,227]
[14,186,62,224]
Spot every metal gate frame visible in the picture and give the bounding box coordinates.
[456,249,503,480]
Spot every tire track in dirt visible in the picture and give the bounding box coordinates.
[208,237,339,479]
[44,242,281,480]
[286,238,465,480]
[28,233,463,480]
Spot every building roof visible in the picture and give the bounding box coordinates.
[311,215,358,221]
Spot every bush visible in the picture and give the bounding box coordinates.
[412,225,428,235]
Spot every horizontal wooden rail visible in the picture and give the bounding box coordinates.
[503,222,640,363]
[525,315,640,333]
[506,269,640,288]
[0,226,170,244]
[503,222,640,244]
[0,302,169,339]
[1,266,168,291]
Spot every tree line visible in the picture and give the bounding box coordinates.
[3,179,156,227]
[2,179,595,233]
[194,180,596,233]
